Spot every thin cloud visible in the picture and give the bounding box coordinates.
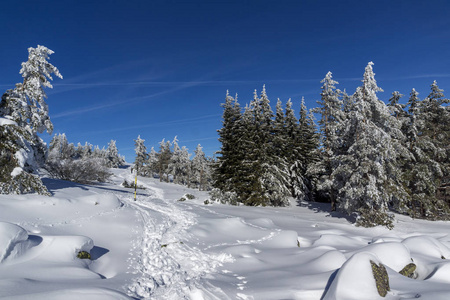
[180,136,218,143]
[83,113,222,136]
[390,74,450,80]
[51,80,204,119]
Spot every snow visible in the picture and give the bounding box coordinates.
[0,117,17,126]
[0,166,449,299]
[10,167,23,177]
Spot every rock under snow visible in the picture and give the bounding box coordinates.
[323,252,388,300]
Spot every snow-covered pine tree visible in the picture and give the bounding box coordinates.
[0,45,62,195]
[144,147,158,178]
[106,140,125,168]
[80,142,93,159]
[243,87,290,206]
[134,136,148,176]
[191,144,209,190]
[168,137,191,185]
[297,97,320,202]
[388,91,406,121]
[281,99,303,199]
[312,72,344,209]
[157,138,172,182]
[228,103,256,204]
[48,133,73,159]
[403,84,450,219]
[212,91,242,198]
[331,62,405,228]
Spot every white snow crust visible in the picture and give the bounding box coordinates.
[0,166,449,299]
[0,118,17,126]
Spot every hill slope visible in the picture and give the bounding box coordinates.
[0,167,449,299]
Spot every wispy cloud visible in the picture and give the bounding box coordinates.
[388,74,450,80]
[51,80,204,119]
[83,113,222,136]
[179,136,218,143]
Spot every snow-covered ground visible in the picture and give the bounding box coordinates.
[0,166,449,299]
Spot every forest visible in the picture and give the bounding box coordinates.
[0,47,449,229]
[212,62,449,228]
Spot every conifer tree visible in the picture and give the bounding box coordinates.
[283,99,303,198]
[331,62,405,228]
[191,144,209,190]
[213,91,241,194]
[297,98,320,202]
[312,72,344,209]
[0,45,62,195]
[134,136,148,176]
[168,137,191,185]
[105,140,125,168]
[242,87,290,206]
[157,139,172,182]
[144,147,158,178]
[403,84,450,219]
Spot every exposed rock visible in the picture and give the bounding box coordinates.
[77,251,91,260]
[399,263,417,278]
[370,260,390,297]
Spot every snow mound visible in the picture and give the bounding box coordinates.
[1,287,132,300]
[349,242,412,272]
[402,235,450,259]
[38,235,94,262]
[301,249,346,272]
[247,218,276,228]
[323,252,386,300]
[426,262,450,283]
[313,234,367,250]
[260,230,299,248]
[0,222,28,263]
[76,194,121,208]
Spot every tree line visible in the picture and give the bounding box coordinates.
[133,136,213,191]
[213,62,449,228]
[1,46,448,228]
[46,134,125,184]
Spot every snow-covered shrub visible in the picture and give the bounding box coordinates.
[45,134,123,184]
[122,180,145,190]
[355,208,394,230]
[46,156,111,184]
[209,188,239,205]
[178,194,194,202]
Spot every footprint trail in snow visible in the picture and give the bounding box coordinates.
[120,179,233,299]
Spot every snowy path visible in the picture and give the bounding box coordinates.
[114,175,233,299]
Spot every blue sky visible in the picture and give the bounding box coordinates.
[1,0,450,161]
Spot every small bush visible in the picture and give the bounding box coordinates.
[122,179,145,190]
[178,197,186,202]
[185,194,195,200]
[204,199,210,205]
[209,188,240,205]
[356,208,394,230]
